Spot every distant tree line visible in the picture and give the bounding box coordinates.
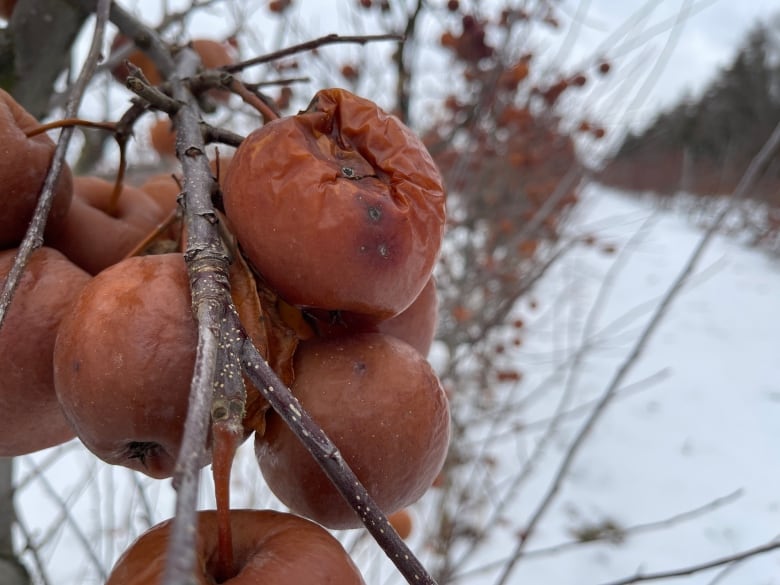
[600,15,780,205]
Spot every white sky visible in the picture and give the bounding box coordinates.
[556,0,779,129]
[115,0,780,144]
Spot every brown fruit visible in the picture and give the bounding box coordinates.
[388,509,413,540]
[192,38,236,69]
[191,39,237,102]
[112,36,235,97]
[149,118,177,159]
[137,173,181,215]
[0,247,90,455]
[0,90,73,249]
[105,509,366,585]
[53,254,200,478]
[256,332,450,529]
[110,35,164,86]
[47,176,168,274]
[223,88,446,319]
[0,0,16,19]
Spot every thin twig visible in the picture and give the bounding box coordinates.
[223,33,403,73]
[450,488,744,581]
[0,0,111,330]
[594,538,780,585]
[493,119,780,585]
[202,123,245,148]
[26,460,107,580]
[227,77,279,122]
[14,514,49,585]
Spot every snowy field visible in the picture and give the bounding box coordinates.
[13,183,780,584]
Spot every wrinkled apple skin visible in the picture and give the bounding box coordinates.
[105,510,366,585]
[223,88,446,319]
[0,247,90,456]
[256,332,450,529]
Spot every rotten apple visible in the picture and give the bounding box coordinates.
[255,332,450,529]
[222,88,446,319]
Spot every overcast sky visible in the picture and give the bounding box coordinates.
[559,0,779,129]
[121,0,779,142]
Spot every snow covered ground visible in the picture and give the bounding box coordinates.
[434,184,780,585]
[14,183,780,584]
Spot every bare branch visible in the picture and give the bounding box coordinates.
[594,538,780,585]
[223,33,403,74]
[450,488,745,581]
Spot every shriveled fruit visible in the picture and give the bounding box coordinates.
[377,276,438,355]
[53,254,200,478]
[0,247,90,455]
[256,332,450,529]
[223,88,446,318]
[0,89,73,249]
[308,276,439,356]
[105,509,366,585]
[47,176,168,274]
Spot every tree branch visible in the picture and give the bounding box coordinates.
[223,33,403,73]
[594,538,780,585]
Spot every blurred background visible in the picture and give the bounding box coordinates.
[2,0,780,583]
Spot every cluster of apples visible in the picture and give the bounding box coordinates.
[221,87,451,530]
[0,45,449,580]
[0,88,180,458]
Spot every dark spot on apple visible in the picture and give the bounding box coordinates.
[367,206,382,222]
[126,441,161,467]
[71,360,80,373]
[353,361,367,375]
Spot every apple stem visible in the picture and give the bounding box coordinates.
[106,140,128,217]
[226,78,280,123]
[211,422,241,582]
[121,207,183,260]
[23,118,116,139]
